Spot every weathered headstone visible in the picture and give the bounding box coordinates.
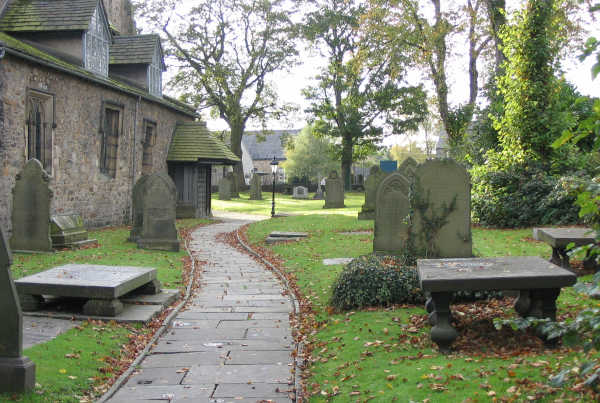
[292,186,308,199]
[50,214,96,248]
[249,173,262,200]
[10,159,52,252]
[323,171,345,209]
[129,174,150,242]
[412,159,471,258]
[358,166,386,220]
[373,172,411,255]
[398,157,418,177]
[219,173,233,201]
[134,172,179,252]
[313,182,324,200]
[0,227,36,393]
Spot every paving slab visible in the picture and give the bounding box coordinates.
[183,364,291,384]
[232,305,292,313]
[122,289,180,305]
[176,312,249,320]
[246,327,292,339]
[140,352,225,368]
[152,339,293,354]
[162,328,246,341]
[25,303,163,323]
[125,367,187,386]
[213,382,292,398]
[110,384,213,401]
[322,257,353,266]
[171,319,220,329]
[217,319,289,329]
[225,350,291,365]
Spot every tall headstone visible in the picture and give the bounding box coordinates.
[0,227,36,393]
[323,171,345,209]
[249,173,262,200]
[358,166,386,220]
[135,172,179,252]
[373,172,411,255]
[129,174,150,242]
[292,186,308,199]
[412,159,471,257]
[219,173,233,201]
[10,159,53,252]
[398,157,418,177]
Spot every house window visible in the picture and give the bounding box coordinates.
[26,90,54,173]
[148,49,162,97]
[142,120,156,174]
[100,104,122,178]
[84,4,110,77]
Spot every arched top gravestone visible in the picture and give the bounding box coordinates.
[373,172,411,255]
[0,227,36,392]
[324,170,344,209]
[292,186,308,199]
[249,173,262,200]
[133,172,179,252]
[219,173,233,201]
[412,159,472,258]
[10,159,52,252]
[398,157,418,177]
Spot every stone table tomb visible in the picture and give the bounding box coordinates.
[534,227,598,271]
[15,264,161,317]
[418,256,576,353]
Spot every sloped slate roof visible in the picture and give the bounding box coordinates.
[110,34,165,70]
[168,122,240,164]
[241,129,300,161]
[0,32,196,116]
[0,0,99,32]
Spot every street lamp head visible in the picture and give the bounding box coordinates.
[270,157,279,174]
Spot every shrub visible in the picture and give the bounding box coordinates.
[329,254,425,311]
[471,162,585,228]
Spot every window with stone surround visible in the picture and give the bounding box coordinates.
[100,102,123,178]
[142,119,156,174]
[84,4,110,77]
[148,48,162,97]
[26,90,54,173]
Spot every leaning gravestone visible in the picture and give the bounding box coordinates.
[323,171,344,208]
[0,227,36,393]
[249,173,262,200]
[50,214,96,248]
[219,173,233,201]
[412,159,472,258]
[292,186,309,199]
[373,172,412,255]
[10,159,52,252]
[134,172,179,252]
[129,174,150,242]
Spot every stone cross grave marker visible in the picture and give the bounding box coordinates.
[323,171,345,208]
[373,172,411,255]
[412,159,472,258]
[0,227,36,393]
[10,159,52,252]
[219,173,233,201]
[249,173,262,200]
[134,172,179,252]
[292,186,308,199]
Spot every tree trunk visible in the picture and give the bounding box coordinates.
[485,0,506,76]
[228,118,245,197]
[341,134,353,192]
[430,0,452,140]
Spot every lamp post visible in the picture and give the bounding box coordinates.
[270,157,279,217]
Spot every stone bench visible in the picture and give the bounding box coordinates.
[417,257,576,353]
[534,227,598,272]
[15,264,161,316]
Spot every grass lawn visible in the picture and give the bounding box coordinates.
[240,197,598,402]
[3,218,212,403]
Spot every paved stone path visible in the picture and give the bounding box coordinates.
[109,216,295,403]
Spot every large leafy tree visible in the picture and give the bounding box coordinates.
[138,0,298,187]
[303,0,427,191]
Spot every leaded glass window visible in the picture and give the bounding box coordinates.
[84,5,109,77]
[100,106,121,178]
[148,48,162,97]
[142,120,156,174]
[26,91,53,173]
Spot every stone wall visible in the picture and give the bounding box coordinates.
[0,54,193,234]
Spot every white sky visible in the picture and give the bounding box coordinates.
[148,1,600,147]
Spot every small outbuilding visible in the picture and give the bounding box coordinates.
[167,122,240,218]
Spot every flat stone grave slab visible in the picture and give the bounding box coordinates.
[339,231,372,235]
[121,289,179,305]
[323,257,353,266]
[25,303,163,324]
[23,317,80,349]
[418,256,577,353]
[15,264,157,316]
[269,231,308,238]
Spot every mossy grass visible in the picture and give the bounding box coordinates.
[244,211,595,401]
[3,218,211,402]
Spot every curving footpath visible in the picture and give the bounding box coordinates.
[108,214,294,403]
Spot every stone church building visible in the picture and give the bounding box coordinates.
[0,0,238,234]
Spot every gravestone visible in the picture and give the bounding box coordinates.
[373,172,411,255]
[129,174,150,242]
[292,186,309,199]
[10,159,52,252]
[50,214,96,248]
[412,159,471,258]
[219,173,233,201]
[398,157,418,177]
[358,166,386,220]
[313,182,324,200]
[249,173,262,200]
[134,172,179,252]
[0,227,36,393]
[323,171,345,209]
